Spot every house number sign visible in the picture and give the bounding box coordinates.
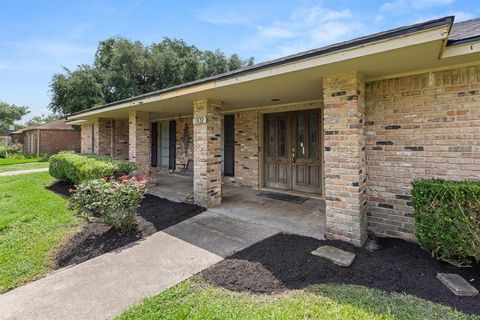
[193,116,207,125]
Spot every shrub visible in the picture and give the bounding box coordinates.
[67,179,105,219]
[0,143,25,159]
[49,152,137,184]
[83,154,137,176]
[6,142,24,154]
[69,176,146,231]
[412,179,480,266]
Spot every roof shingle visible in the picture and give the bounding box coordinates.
[448,18,480,43]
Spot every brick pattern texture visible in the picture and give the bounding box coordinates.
[193,99,222,207]
[80,123,94,153]
[38,130,80,154]
[81,120,129,159]
[176,116,194,168]
[323,72,368,246]
[223,110,260,188]
[112,119,129,159]
[94,118,112,155]
[365,65,480,240]
[129,111,151,179]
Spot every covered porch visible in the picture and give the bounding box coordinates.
[66,17,461,246]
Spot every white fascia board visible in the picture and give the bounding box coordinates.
[442,40,480,58]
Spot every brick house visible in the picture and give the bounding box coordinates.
[11,119,81,155]
[66,16,480,246]
[0,129,14,146]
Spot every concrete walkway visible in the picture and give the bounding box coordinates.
[0,211,278,320]
[0,167,48,176]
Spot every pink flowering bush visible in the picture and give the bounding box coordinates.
[69,175,147,231]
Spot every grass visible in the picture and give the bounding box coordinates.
[0,158,47,165]
[116,277,475,320]
[0,172,82,293]
[0,161,49,173]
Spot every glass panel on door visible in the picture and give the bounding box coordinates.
[296,115,305,158]
[278,117,286,158]
[308,115,318,159]
[268,118,276,157]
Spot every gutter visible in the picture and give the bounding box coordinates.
[447,35,480,46]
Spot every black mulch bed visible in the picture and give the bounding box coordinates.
[45,180,72,197]
[200,233,480,315]
[47,181,205,268]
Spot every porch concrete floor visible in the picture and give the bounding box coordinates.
[150,171,326,240]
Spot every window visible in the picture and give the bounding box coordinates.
[224,115,235,176]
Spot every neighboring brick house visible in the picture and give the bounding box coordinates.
[66,16,480,246]
[0,129,14,146]
[11,119,81,155]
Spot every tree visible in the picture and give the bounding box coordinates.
[49,65,104,115]
[25,114,61,127]
[94,37,151,103]
[0,100,29,130]
[149,38,202,88]
[201,49,228,78]
[49,36,255,115]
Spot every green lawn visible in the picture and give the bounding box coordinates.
[0,172,82,293]
[117,277,474,320]
[0,161,49,173]
[0,158,47,165]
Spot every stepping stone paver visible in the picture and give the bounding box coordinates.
[311,245,355,267]
[437,273,479,297]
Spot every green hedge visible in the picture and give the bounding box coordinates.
[412,179,480,266]
[49,152,137,184]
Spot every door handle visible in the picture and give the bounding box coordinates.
[291,148,296,164]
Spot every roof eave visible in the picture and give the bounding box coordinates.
[67,15,454,120]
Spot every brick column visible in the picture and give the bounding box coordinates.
[112,119,129,160]
[323,72,367,246]
[94,118,112,155]
[128,111,151,179]
[193,99,222,207]
[80,123,94,154]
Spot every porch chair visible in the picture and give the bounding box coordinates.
[177,159,193,176]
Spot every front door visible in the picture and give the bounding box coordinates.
[264,110,322,194]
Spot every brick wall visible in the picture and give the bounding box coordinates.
[171,111,260,189]
[176,116,193,168]
[80,123,93,153]
[129,111,151,179]
[223,110,260,188]
[365,65,480,240]
[193,99,222,207]
[112,119,129,159]
[39,130,81,154]
[323,72,368,246]
[24,131,38,154]
[95,118,112,155]
[10,132,23,144]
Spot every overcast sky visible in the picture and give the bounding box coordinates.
[1,0,478,122]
